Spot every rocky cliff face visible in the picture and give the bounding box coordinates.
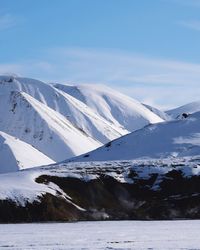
[1,157,200,223]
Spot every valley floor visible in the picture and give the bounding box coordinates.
[0,220,200,250]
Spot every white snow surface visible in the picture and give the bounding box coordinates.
[69,111,200,162]
[0,131,54,173]
[0,89,101,162]
[167,100,200,119]
[0,75,127,144]
[54,83,164,132]
[0,220,200,250]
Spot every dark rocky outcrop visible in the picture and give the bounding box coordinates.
[1,167,200,223]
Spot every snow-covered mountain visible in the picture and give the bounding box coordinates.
[1,75,200,222]
[69,111,200,162]
[0,75,127,144]
[0,89,101,162]
[0,131,54,173]
[167,101,200,119]
[54,83,164,132]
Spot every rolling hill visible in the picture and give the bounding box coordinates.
[69,111,200,162]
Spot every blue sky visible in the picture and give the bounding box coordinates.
[1,0,200,109]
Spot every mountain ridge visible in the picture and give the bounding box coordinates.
[54,83,164,131]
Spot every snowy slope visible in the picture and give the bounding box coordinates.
[54,83,164,132]
[69,112,200,162]
[0,90,101,161]
[167,101,200,119]
[0,75,127,143]
[143,103,170,120]
[0,131,54,173]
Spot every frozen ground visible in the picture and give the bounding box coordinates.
[0,221,200,250]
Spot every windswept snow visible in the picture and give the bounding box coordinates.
[0,75,127,144]
[69,111,200,162]
[0,90,101,162]
[167,100,200,119]
[54,83,164,131]
[0,131,54,173]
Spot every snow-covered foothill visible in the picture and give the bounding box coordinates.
[0,131,54,173]
[69,111,200,162]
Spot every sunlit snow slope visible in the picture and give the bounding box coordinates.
[54,83,164,132]
[69,112,200,162]
[0,131,54,173]
[0,76,127,144]
[0,89,101,162]
[167,101,200,119]
[0,75,166,173]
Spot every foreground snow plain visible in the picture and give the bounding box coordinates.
[0,220,200,249]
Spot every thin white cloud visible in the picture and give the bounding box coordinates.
[116,85,200,110]
[1,47,200,109]
[171,0,200,7]
[0,14,16,30]
[179,20,200,31]
[0,63,24,75]
[48,47,200,87]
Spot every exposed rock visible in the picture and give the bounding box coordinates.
[1,160,200,223]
